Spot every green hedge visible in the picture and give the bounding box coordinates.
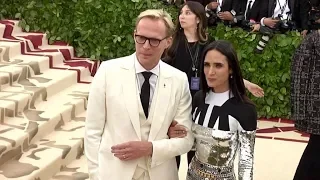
[210,25,302,118]
[0,0,302,118]
[0,0,177,59]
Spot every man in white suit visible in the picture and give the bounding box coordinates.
[84,9,194,180]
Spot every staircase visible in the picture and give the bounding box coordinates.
[0,20,97,180]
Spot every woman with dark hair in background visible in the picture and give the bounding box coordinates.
[164,1,263,168]
[165,1,264,99]
[170,40,257,180]
[164,1,212,167]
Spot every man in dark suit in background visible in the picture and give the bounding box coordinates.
[252,0,310,36]
[186,0,268,27]
[217,0,268,28]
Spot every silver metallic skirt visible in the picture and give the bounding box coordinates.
[187,157,236,180]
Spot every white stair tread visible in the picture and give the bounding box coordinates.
[0,19,94,180]
[0,113,86,180]
[0,84,90,162]
[51,155,89,180]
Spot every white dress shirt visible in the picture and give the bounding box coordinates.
[261,0,290,26]
[134,55,159,108]
[217,0,223,13]
[273,0,290,19]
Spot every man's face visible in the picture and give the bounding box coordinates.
[134,18,171,70]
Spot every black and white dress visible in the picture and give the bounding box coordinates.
[187,90,257,180]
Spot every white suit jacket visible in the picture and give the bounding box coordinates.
[84,53,194,180]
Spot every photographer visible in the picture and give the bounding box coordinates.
[252,0,310,53]
[213,0,268,29]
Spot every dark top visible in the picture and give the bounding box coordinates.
[164,33,211,97]
[192,90,257,131]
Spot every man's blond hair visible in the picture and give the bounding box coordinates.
[135,9,174,37]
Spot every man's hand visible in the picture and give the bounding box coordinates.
[251,24,261,32]
[111,141,153,161]
[168,120,187,138]
[218,12,234,21]
[207,2,219,10]
[263,18,279,28]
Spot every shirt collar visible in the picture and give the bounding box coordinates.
[134,55,160,76]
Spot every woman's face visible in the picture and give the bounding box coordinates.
[203,49,232,93]
[179,5,199,30]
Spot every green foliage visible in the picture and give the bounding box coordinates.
[0,0,178,60]
[0,0,302,118]
[209,24,302,118]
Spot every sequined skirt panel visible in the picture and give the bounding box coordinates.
[191,124,239,167]
[190,123,255,180]
[187,157,236,180]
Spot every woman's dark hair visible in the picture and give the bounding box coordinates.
[163,1,208,64]
[200,40,251,103]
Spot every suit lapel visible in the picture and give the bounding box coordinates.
[269,0,276,17]
[121,54,141,140]
[148,62,172,140]
[248,0,260,19]
[289,0,295,15]
[221,0,232,12]
[247,0,259,20]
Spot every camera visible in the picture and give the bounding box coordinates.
[310,8,320,23]
[309,8,320,30]
[273,13,296,33]
[241,19,255,30]
[255,26,274,54]
[206,9,219,26]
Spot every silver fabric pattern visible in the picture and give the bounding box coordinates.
[188,123,256,180]
[238,130,256,180]
[187,157,235,180]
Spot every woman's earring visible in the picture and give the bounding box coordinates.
[230,75,233,79]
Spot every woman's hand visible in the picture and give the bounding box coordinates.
[244,79,264,97]
[301,30,308,38]
[168,120,187,138]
